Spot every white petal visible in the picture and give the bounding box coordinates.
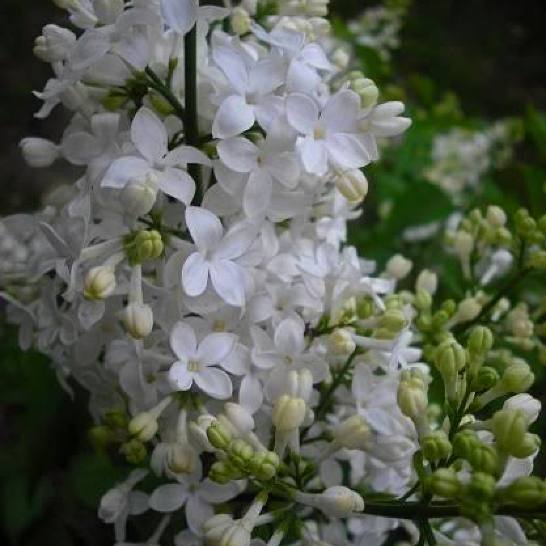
[214,223,256,260]
[212,96,255,139]
[185,493,214,535]
[326,133,371,170]
[286,93,318,134]
[222,344,251,375]
[62,133,101,165]
[164,145,211,167]
[300,44,333,71]
[194,367,232,399]
[247,56,285,96]
[199,479,243,503]
[149,484,189,512]
[274,317,305,355]
[264,152,300,189]
[168,361,194,391]
[240,375,263,414]
[185,206,224,252]
[209,260,246,307]
[160,0,199,35]
[131,107,167,163]
[212,46,248,95]
[197,332,237,365]
[322,89,361,133]
[217,137,259,173]
[170,321,198,359]
[102,157,149,188]
[159,167,196,204]
[243,169,272,218]
[300,137,328,176]
[91,112,120,141]
[181,252,210,297]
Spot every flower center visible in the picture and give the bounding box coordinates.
[187,359,201,372]
[314,125,327,140]
[213,319,226,332]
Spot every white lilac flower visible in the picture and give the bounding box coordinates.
[168,321,236,399]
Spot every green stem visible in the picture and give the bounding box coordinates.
[300,351,358,441]
[144,67,186,121]
[183,24,203,202]
[360,501,546,521]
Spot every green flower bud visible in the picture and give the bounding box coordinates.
[426,468,460,498]
[490,409,528,456]
[121,439,147,464]
[414,289,432,311]
[511,433,541,459]
[467,472,496,501]
[468,444,500,476]
[88,425,115,450]
[128,412,158,442]
[501,362,534,393]
[209,460,245,484]
[486,206,507,228]
[356,297,374,319]
[441,299,457,316]
[432,310,450,329]
[149,93,174,116]
[502,476,546,508]
[435,339,466,375]
[247,451,280,481]
[452,430,479,459]
[101,92,127,111]
[467,326,494,356]
[397,376,428,421]
[207,422,232,451]
[422,431,452,462]
[471,366,500,392]
[133,230,164,263]
[228,439,255,468]
[538,214,546,234]
[495,227,513,246]
[103,410,128,429]
[380,309,407,332]
[528,250,546,270]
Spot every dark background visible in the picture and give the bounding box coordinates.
[0,1,545,544]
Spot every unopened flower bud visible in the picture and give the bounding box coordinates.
[207,421,232,451]
[230,7,251,35]
[501,361,534,393]
[328,328,356,355]
[427,468,460,498]
[416,269,438,295]
[397,376,428,421]
[296,486,364,517]
[380,309,407,332]
[272,395,306,432]
[203,514,250,546]
[20,137,59,167]
[468,326,494,356]
[422,431,452,462]
[209,461,244,484]
[502,476,546,508]
[469,444,500,476]
[491,409,528,456]
[335,169,369,203]
[84,265,116,300]
[248,451,280,481]
[121,439,147,464]
[331,47,350,69]
[486,206,507,228]
[456,298,482,322]
[88,425,115,450]
[511,433,541,459]
[120,302,153,339]
[468,472,496,501]
[453,231,474,257]
[121,174,158,216]
[131,230,164,263]
[385,254,413,280]
[472,366,500,392]
[349,74,379,109]
[334,414,371,450]
[128,411,158,442]
[452,430,479,460]
[228,439,255,467]
[34,24,76,62]
[224,403,255,437]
